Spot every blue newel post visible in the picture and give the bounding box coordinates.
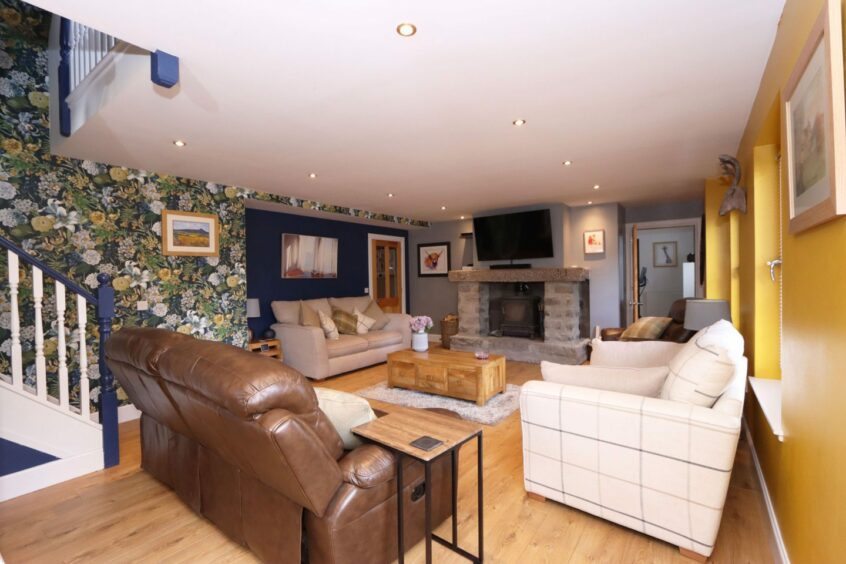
[96,273,119,468]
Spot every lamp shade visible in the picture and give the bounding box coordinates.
[684,299,731,331]
[246,298,261,318]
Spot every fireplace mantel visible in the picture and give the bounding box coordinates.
[447,267,588,283]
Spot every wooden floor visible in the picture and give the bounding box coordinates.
[0,359,777,563]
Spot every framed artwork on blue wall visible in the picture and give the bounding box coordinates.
[282,233,338,278]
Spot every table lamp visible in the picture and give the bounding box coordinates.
[246,298,260,341]
[684,299,731,331]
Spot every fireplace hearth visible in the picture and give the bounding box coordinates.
[448,267,590,365]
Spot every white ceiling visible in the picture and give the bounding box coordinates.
[33,0,783,222]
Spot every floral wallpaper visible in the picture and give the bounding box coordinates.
[0,0,426,408]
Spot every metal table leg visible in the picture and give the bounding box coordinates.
[397,453,404,564]
[425,461,433,564]
[477,433,484,562]
[451,449,458,545]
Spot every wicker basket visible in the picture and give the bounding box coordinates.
[441,315,459,349]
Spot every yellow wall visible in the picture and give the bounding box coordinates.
[704,177,731,301]
[728,0,846,561]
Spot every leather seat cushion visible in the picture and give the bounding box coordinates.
[326,335,369,358]
[362,330,403,349]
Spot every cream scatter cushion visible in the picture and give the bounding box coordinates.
[364,300,390,330]
[541,361,669,397]
[353,307,376,334]
[313,387,376,449]
[271,300,300,324]
[620,316,672,340]
[662,321,740,407]
[317,309,340,340]
[300,302,321,327]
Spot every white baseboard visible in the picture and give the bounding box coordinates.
[0,449,104,502]
[742,419,790,564]
[118,403,141,423]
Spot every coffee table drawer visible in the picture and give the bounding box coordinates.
[389,361,417,388]
[416,364,448,392]
[448,368,478,400]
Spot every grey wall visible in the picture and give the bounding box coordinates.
[408,219,474,331]
[564,204,625,330]
[409,202,627,332]
[623,197,704,224]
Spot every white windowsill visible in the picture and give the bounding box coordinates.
[748,377,784,442]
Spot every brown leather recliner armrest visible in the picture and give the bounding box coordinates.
[339,445,396,489]
[600,327,625,341]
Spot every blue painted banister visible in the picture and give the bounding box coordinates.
[96,273,119,467]
[1,233,119,468]
[58,17,71,137]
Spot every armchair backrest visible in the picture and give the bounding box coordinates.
[107,328,346,516]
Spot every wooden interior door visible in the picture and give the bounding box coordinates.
[630,225,641,322]
[371,239,402,313]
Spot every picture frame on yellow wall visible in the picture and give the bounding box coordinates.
[782,0,846,233]
[161,210,220,257]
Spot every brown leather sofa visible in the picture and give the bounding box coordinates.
[600,299,694,343]
[105,327,452,563]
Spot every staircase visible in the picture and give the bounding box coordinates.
[0,235,118,501]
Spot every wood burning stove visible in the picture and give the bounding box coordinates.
[489,295,542,339]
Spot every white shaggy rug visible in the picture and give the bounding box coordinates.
[355,383,521,426]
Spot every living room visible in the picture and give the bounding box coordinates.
[1,0,843,563]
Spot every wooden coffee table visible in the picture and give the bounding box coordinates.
[387,348,506,406]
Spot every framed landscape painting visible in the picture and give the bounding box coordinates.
[282,233,338,278]
[162,210,219,257]
[583,229,605,254]
[783,0,846,233]
[418,242,450,277]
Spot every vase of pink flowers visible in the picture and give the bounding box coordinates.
[409,315,434,352]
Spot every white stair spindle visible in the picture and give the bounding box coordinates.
[56,281,69,408]
[77,293,89,419]
[7,251,22,388]
[33,266,47,399]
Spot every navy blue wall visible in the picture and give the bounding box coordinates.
[246,208,409,336]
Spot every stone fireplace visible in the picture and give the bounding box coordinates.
[448,267,590,364]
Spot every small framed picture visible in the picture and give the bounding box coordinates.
[162,210,219,257]
[583,230,605,254]
[653,241,678,267]
[418,242,450,277]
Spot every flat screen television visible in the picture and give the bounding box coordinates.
[473,209,554,261]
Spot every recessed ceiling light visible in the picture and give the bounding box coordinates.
[587,201,593,205]
[593,184,600,190]
[512,119,527,126]
[441,205,447,210]
[308,172,317,179]
[396,22,417,37]
[387,193,394,198]
[173,139,186,147]
[460,215,466,220]
[563,160,572,166]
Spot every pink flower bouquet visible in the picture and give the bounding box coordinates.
[409,315,434,333]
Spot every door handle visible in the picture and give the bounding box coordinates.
[766,258,782,282]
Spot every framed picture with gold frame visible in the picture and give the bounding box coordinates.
[782,0,846,233]
[161,210,220,256]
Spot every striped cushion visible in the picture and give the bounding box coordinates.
[621,316,672,340]
[332,308,359,335]
[662,325,736,407]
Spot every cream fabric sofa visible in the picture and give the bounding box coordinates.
[270,296,411,380]
[520,322,747,559]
